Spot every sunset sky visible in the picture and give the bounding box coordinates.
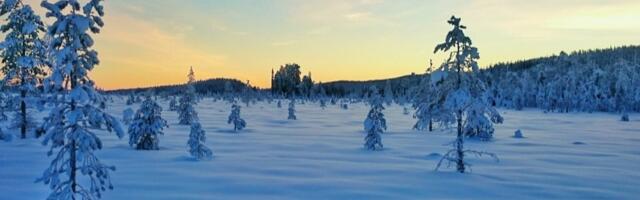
[24,0,640,89]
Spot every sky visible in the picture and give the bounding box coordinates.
[22,0,640,89]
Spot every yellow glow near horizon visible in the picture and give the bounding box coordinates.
[18,0,640,90]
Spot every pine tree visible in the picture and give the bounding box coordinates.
[317,83,327,110]
[0,126,12,141]
[122,107,133,125]
[125,93,135,105]
[241,80,252,107]
[412,60,438,132]
[188,121,213,160]
[37,1,125,199]
[383,80,394,106]
[0,0,47,139]
[169,96,178,111]
[614,60,633,121]
[363,86,385,150]
[128,96,168,150]
[227,104,246,132]
[288,98,296,120]
[178,66,198,125]
[432,16,501,173]
[0,92,7,121]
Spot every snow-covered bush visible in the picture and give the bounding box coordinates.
[188,121,213,160]
[514,129,524,138]
[432,16,501,173]
[621,112,629,122]
[0,127,12,142]
[341,101,348,110]
[227,104,246,132]
[463,97,503,140]
[364,86,385,150]
[128,96,168,150]
[8,109,37,136]
[288,98,296,120]
[37,1,125,199]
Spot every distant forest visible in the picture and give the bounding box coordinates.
[109,45,640,103]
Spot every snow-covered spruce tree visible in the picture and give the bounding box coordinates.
[363,86,386,150]
[36,0,125,199]
[0,126,13,141]
[383,80,394,106]
[188,121,213,160]
[227,103,246,132]
[614,60,633,122]
[287,98,296,120]
[177,66,198,125]
[125,93,134,105]
[122,107,133,125]
[0,92,7,121]
[0,0,47,139]
[412,61,438,132]
[128,96,168,150]
[432,16,502,173]
[317,83,327,110]
[241,80,252,107]
[168,96,177,111]
[319,98,327,110]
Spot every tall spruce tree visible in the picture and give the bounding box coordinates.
[37,0,125,199]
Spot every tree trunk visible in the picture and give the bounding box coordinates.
[456,110,465,173]
[20,90,26,139]
[70,139,77,193]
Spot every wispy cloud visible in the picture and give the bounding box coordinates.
[272,40,297,47]
[94,14,227,89]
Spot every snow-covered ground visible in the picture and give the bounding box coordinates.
[1,98,639,199]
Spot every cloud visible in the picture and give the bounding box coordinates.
[345,12,371,21]
[285,0,385,24]
[271,40,297,47]
[92,14,227,89]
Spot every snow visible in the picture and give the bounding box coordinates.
[1,99,640,199]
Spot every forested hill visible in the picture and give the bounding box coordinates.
[106,78,251,95]
[107,45,639,101]
[319,45,640,98]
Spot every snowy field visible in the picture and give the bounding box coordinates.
[1,98,640,199]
